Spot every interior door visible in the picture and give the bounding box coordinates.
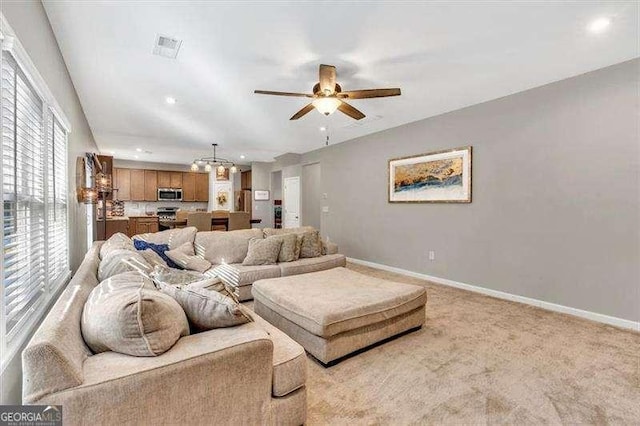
[283,176,300,228]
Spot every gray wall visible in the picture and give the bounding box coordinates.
[251,162,274,228]
[1,1,98,403]
[302,59,639,322]
[302,163,321,229]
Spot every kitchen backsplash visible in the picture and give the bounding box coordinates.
[123,201,208,216]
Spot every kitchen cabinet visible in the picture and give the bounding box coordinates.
[115,168,131,200]
[97,219,130,240]
[158,171,182,188]
[170,172,182,188]
[144,170,157,201]
[129,216,159,236]
[158,171,171,188]
[130,169,145,201]
[195,173,209,202]
[114,167,208,203]
[182,172,196,201]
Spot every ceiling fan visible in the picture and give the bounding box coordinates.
[254,64,401,121]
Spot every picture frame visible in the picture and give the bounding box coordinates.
[216,167,230,181]
[254,190,270,201]
[388,146,472,203]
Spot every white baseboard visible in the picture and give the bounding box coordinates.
[346,257,640,332]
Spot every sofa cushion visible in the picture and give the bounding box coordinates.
[133,226,198,250]
[166,242,212,273]
[157,282,252,331]
[252,267,427,338]
[243,237,283,266]
[214,263,282,288]
[100,232,135,259]
[139,248,168,268]
[82,272,189,356]
[279,254,346,277]
[97,249,151,281]
[252,314,306,397]
[195,228,263,264]
[298,230,322,258]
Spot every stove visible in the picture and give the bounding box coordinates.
[157,206,179,220]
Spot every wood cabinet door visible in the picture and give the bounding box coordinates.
[195,173,209,202]
[144,170,157,201]
[130,170,145,201]
[170,172,183,188]
[157,171,171,188]
[241,170,252,190]
[115,168,131,200]
[182,172,196,201]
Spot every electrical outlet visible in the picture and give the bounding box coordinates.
[428,251,435,261]
[322,206,329,213]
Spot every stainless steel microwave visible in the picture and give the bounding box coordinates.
[158,188,182,201]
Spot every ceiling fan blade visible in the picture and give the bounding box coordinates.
[290,103,315,120]
[338,101,365,120]
[319,64,337,94]
[338,88,401,99]
[254,90,313,97]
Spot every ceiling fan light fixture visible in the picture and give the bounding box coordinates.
[230,165,238,174]
[190,162,199,171]
[312,97,341,116]
[204,163,212,172]
[217,164,226,174]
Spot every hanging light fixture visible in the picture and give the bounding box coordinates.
[190,143,238,174]
[312,97,341,116]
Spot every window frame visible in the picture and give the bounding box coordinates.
[1,14,73,372]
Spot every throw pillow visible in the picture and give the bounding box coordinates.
[150,265,205,286]
[299,230,322,258]
[157,282,252,331]
[242,237,283,266]
[100,232,135,259]
[97,249,152,281]
[165,242,212,273]
[81,271,189,356]
[133,239,182,269]
[266,233,299,262]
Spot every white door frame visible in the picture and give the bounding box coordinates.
[283,176,301,228]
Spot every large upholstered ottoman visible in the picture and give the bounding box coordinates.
[252,267,427,365]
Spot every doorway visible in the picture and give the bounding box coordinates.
[283,176,300,228]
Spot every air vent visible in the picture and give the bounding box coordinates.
[152,34,182,59]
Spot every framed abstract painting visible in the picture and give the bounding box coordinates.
[388,146,472,203]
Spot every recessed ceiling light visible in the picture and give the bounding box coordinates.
[319,127,326,132]
[240,155,245,159]
[166,97,177,104]
[136,148,143,152]
[588,17,611,33]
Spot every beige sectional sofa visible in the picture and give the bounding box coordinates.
[22,226,344,425]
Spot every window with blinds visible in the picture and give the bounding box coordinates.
[1,49,70,358]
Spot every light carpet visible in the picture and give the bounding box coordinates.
[298,263,640,425]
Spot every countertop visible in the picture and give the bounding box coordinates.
[102,215,158,221]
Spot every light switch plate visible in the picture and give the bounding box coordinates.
[322,206,329,213]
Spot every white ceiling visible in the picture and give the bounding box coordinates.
[43,1,638,164]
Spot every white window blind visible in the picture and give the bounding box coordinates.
[1,49,70,360]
